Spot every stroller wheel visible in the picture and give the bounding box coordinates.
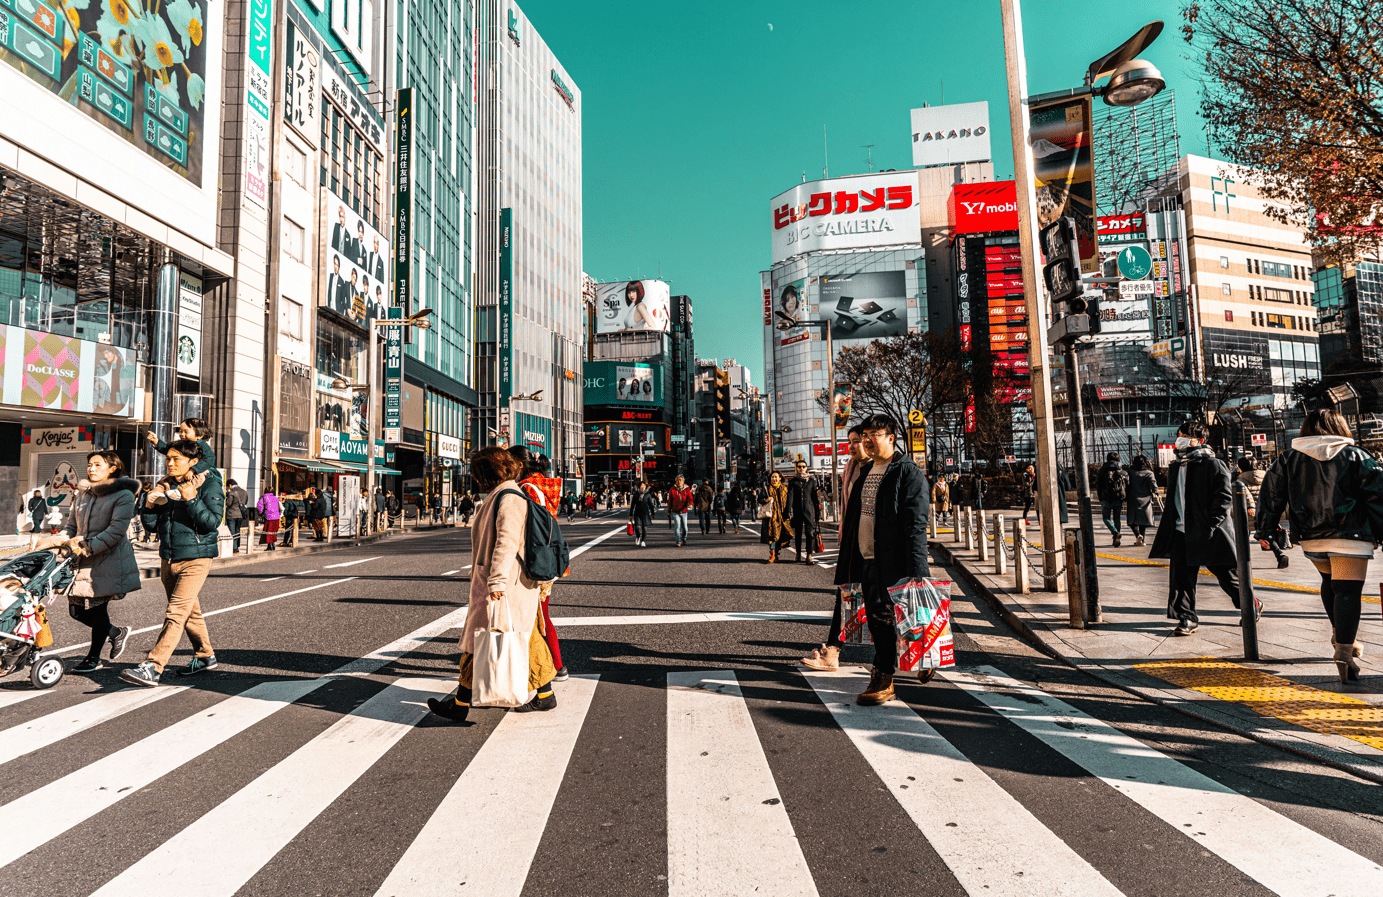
[30,656,64,689]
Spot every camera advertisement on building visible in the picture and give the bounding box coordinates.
[321,193,390,329]
[594,280,670,335]
[817,272,909,341]
[770,172,921,265]
[910,101,991,168]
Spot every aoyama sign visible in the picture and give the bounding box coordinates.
[911,101,992,168]
[770,172,921,264]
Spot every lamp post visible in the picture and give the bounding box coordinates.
[1002,0,1166,607]
[775,311,839,525]
[335,307,434,536]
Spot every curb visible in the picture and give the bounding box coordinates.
[929,539,1383,787]
[131,523,460,580]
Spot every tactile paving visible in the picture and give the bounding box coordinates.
[1136,656,1383,751]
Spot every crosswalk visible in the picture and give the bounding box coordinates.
[0,660,1378,895]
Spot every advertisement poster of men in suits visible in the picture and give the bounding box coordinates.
[322,195,390,328]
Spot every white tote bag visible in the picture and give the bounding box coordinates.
[472,600,529,708]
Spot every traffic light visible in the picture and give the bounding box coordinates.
[1039,217,1084,316]
[714,368,733,438]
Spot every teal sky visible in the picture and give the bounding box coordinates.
[520,0,1207,378]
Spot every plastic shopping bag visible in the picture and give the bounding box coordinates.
[838,583,869,646]
[471,601,529,708]
[627,522,634,536]
[886,578,955,673]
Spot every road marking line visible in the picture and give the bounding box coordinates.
[323,557,381,568]
[550,610,830,627]
[803,670,1124,897]
[947,666,1383,893]
[568,525,626,560]
[295,569,317,574]
[667,671,818,897]
[441,570,460,576]
[0,686,187,765]
[372,675,600,897]
[91,678,455,897]
[0,691,47,712]
[259,577,285,583]
[46,578,359,656]
[0,677,326,868]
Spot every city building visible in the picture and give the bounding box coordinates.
[0,1,245,519]
[474,0,583,485]
[669,294,695,475]
[764,170,929,471]
[583,279,673,485]
[1311,252,1383,424]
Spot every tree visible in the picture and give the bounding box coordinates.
[815,331,970,432]
[1183,0,1383,263]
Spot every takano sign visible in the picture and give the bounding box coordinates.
[770,172,921,264]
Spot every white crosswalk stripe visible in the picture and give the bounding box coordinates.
[945,666,1383,895]
[667,670,818,897]
[805,669,1124,897]
[0,663,1375,895]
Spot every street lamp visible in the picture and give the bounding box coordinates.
[353,307,434,535]
[1003,0,1166,619]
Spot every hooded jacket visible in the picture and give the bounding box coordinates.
[1254,436,1383,545]
[139,470,226,561]
[835,451,930,588]
[63,477,142,598]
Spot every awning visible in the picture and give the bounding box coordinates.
[279,459,403,476]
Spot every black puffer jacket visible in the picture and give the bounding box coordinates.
[1255,436,1383,545]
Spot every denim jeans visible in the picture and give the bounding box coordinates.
[673,512,689,544]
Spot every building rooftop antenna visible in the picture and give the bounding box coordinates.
[862,144,875,173]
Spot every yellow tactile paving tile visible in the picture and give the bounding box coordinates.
[1135,656,1383,752]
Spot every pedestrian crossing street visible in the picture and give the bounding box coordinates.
[0,658,1378,897]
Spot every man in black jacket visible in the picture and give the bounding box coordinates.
[834,414,930,705]
[787,460,820,564]
[1149,419,1249,635]
[1095,452,1128,546]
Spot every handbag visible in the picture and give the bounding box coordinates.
[471,600,529,708]
[627,521,634,536]
[757,498,774,519]
[815,532,825,554]
[67,559,96,600]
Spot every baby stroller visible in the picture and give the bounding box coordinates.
[0,550,74,689]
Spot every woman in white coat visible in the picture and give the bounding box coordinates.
[428,446,556,722]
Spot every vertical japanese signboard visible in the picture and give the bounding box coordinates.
[245,0,275,207]
[383,307,402,442]
[394,88,412,314]
[176,272,203,381]
[499,207,514,408]
[284,20,319,145]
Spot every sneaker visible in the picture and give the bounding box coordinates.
[73,657,102,674]
[553,666,570,682]
[1277,556,1290,569]
[1174,619,1199,636]
[176,655,219,676]
[108,626,131,661]
[1112,533,1122,547]
[1238,596,1264,624]
[513,688,557,713]
[119,661,161,687]
[426,696,471,722]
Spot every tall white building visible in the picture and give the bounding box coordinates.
[474,1,583,480]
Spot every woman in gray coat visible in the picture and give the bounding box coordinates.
[1125,455,1158,546]
[39,450,140,673]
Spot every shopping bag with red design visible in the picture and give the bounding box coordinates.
[887,578,955,673]
[837,583,869,646]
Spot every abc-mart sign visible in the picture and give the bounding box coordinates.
[770,172,921,265]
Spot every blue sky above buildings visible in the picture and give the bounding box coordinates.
[520,0,1207,375]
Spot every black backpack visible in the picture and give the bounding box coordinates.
[503,490,571,581]
[1109,468,1129,501]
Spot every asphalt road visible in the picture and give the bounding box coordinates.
[0,509,1381,896]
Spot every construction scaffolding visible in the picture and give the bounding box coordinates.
[1093,89,1182,215]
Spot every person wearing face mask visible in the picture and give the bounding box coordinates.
[1149,419,1254,636]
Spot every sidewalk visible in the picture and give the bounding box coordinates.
[931,510,1383,784]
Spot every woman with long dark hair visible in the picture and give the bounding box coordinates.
[1256,408,1383,683]
[508,445,568,682]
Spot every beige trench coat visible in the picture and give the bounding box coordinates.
[460,481,543,656]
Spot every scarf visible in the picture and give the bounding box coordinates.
[1172,445,1216,533]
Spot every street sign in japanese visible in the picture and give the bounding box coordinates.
[1115,245,1153,280]
[383,307,402,443]
[1251,433,1267,446]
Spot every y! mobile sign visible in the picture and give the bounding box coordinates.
[770,172,921,265]
[948,182,1018,236]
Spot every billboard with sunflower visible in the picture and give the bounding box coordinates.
[0,0,210,185]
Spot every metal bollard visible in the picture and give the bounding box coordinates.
[994,514,1006,576]
[964,508,975,551]
[1232,482,1260,660]
[929,507,938,539]
[1064,528,1085,629]
[246,519,255,553]
[953,507,961,544]
[1014,517,1029,594]
[977,510,989,562]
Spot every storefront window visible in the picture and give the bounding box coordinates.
[315,317,364,382]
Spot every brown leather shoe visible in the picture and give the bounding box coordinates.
[856,667,895,705]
